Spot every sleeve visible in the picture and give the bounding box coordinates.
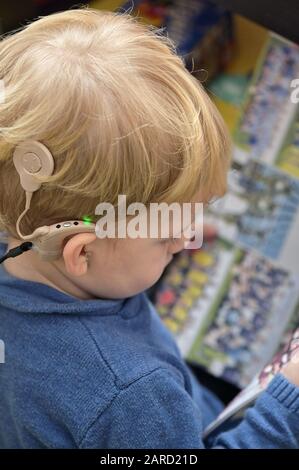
[79,368,299,449]
[210,373,299,449]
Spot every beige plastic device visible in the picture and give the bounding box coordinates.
[12,140,96,261]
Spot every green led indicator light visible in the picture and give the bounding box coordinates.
[82,215,93,225]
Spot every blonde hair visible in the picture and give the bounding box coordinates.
[0,6,231,239]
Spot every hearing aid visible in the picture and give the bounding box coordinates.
[12,140,96,261]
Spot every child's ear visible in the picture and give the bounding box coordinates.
[62,232,97,276]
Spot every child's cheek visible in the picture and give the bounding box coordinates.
[144,254,167,286]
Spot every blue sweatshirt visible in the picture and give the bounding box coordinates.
[0,241,299,449]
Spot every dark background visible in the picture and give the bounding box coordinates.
[0,1,298,44]
[214,0,299,44]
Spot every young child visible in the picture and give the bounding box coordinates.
[0,8,299,449]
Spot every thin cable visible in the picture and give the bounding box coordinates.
[15,191,49,240]
[0,241,33,264]
[16,191,33,240]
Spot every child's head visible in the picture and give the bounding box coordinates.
[0,7,231,299]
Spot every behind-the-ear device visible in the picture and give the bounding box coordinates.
[33,220,96,261]
[13,140,56,242]
[10,140,96,262]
